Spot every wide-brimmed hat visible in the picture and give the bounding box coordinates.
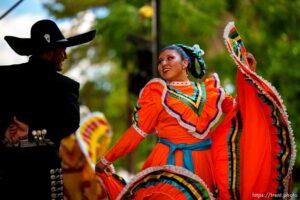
[4,19,96,56]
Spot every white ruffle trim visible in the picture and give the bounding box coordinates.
[132,124,148,138]
[224,21,296,196]
[167,80,191,86]
[116,165,215,200]
[100,156,111,166]
[148,76,225,139]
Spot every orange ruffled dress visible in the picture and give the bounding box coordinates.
[103,73,234,195]
[98,22,296,200]
[209,21,295,199]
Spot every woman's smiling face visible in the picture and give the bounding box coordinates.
[158,49,189,82]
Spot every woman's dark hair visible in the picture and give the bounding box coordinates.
[161,44,206,79]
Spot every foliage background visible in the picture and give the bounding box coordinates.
[44,0,299,192]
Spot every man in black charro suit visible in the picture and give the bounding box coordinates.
[0,19,96,200]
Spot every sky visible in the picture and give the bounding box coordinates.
[0,0,100,63]
[0,0,49,64]
[0,0,108,85]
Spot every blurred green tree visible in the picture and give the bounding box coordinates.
[44,0,300,188]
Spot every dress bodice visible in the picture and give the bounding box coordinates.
[132,73,233,142]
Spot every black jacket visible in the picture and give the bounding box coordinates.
[0,56,80,147]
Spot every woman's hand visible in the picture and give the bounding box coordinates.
[246,52,257,72]
[95,156,114,173]
[95,158,108,172]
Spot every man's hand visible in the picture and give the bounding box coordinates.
[4,116,29,144]
[4,124,19,144]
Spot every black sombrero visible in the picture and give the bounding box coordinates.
[4,19,96,56]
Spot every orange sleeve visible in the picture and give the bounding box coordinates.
[204,74,235,114]
[132,81,161,134]
[221,92,235,113]
[104,80,162,164]
[104,126,144,163]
